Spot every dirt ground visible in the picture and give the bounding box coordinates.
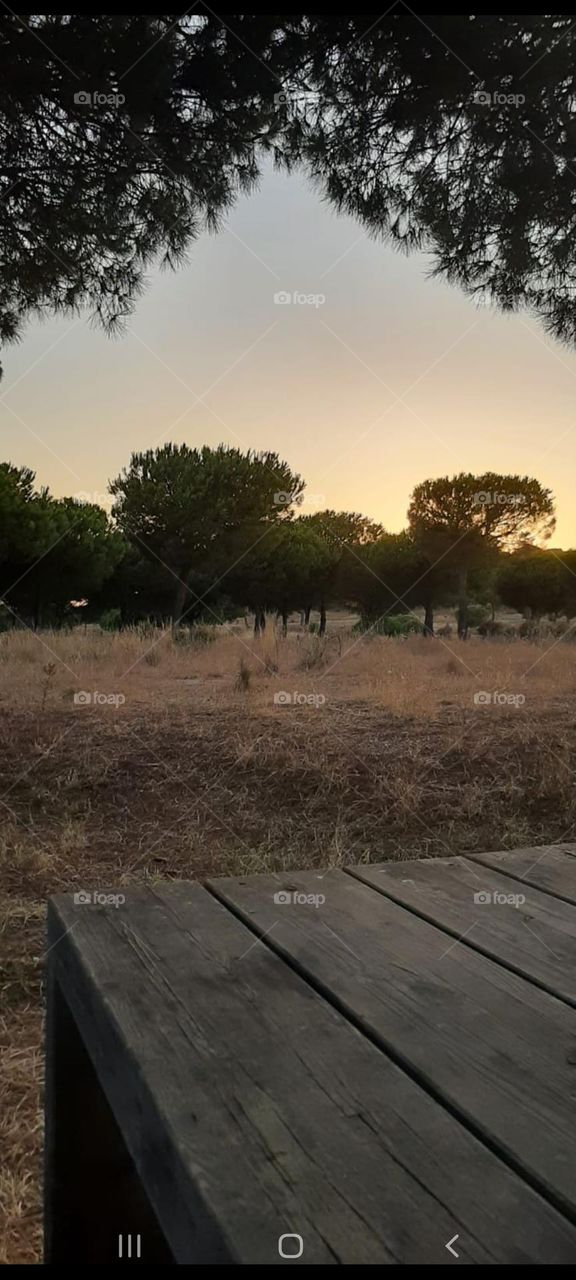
[1,619,575,1262]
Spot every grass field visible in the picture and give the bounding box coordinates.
[2,615,576,1262]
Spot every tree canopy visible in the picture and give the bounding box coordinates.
[110,443,303,622]
[0,463,124,627]
[2,13,576,375]
[408,471,555,636]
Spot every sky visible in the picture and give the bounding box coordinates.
[1,159,575,546]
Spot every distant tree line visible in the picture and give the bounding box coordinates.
[0,447,572,637]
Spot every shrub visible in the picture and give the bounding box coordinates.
[457,603,490,631]
[172,623,217,647]
[235,658,252,691]
[354,614,422,637]
[298,636,327,669]
[99,608,122,631]
[134,619,160,641]
[519,618,555,639]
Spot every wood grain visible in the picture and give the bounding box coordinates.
[210,865,576,1224]
[46,880,576,1263]
[469,844,576,906]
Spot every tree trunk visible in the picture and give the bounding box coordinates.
[281,607,288,637]
[173,577,189,628]
[259,608,266,632]
[457,567,468,640]
[423,600,434,636]
[319,601,326,637]
[253,609,261,637]
[304,605,311,626]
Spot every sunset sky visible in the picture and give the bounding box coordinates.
[1,158,575,546]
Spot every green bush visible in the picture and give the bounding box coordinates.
[354,614,421,636]
[0,604,18,632]
[99,608,122,631]
[457,603,490,631]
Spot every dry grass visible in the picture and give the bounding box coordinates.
[2,616,576,1262]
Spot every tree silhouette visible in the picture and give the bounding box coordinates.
[0,465,123,627]
[408,472,555,638]
[286,15,576,343]
[299,510,385,634]
[110,443,303,623]
[3,14,576,375]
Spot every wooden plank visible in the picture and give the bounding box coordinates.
[47,886,576,1264]
[469,844,576,906]
[349,856,576,1006]
[209,866,576,1224]
[44,971,173,1263]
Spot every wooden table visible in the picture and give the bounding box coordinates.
[44,845,576,1264]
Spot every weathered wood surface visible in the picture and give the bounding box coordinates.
[47,883,576,1264]
[349,855,576,1007]
[46,847,576,1264]
[210,866,576,1221]
[469,844,576,906]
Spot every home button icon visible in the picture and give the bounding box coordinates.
[278,1233,304,1259]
